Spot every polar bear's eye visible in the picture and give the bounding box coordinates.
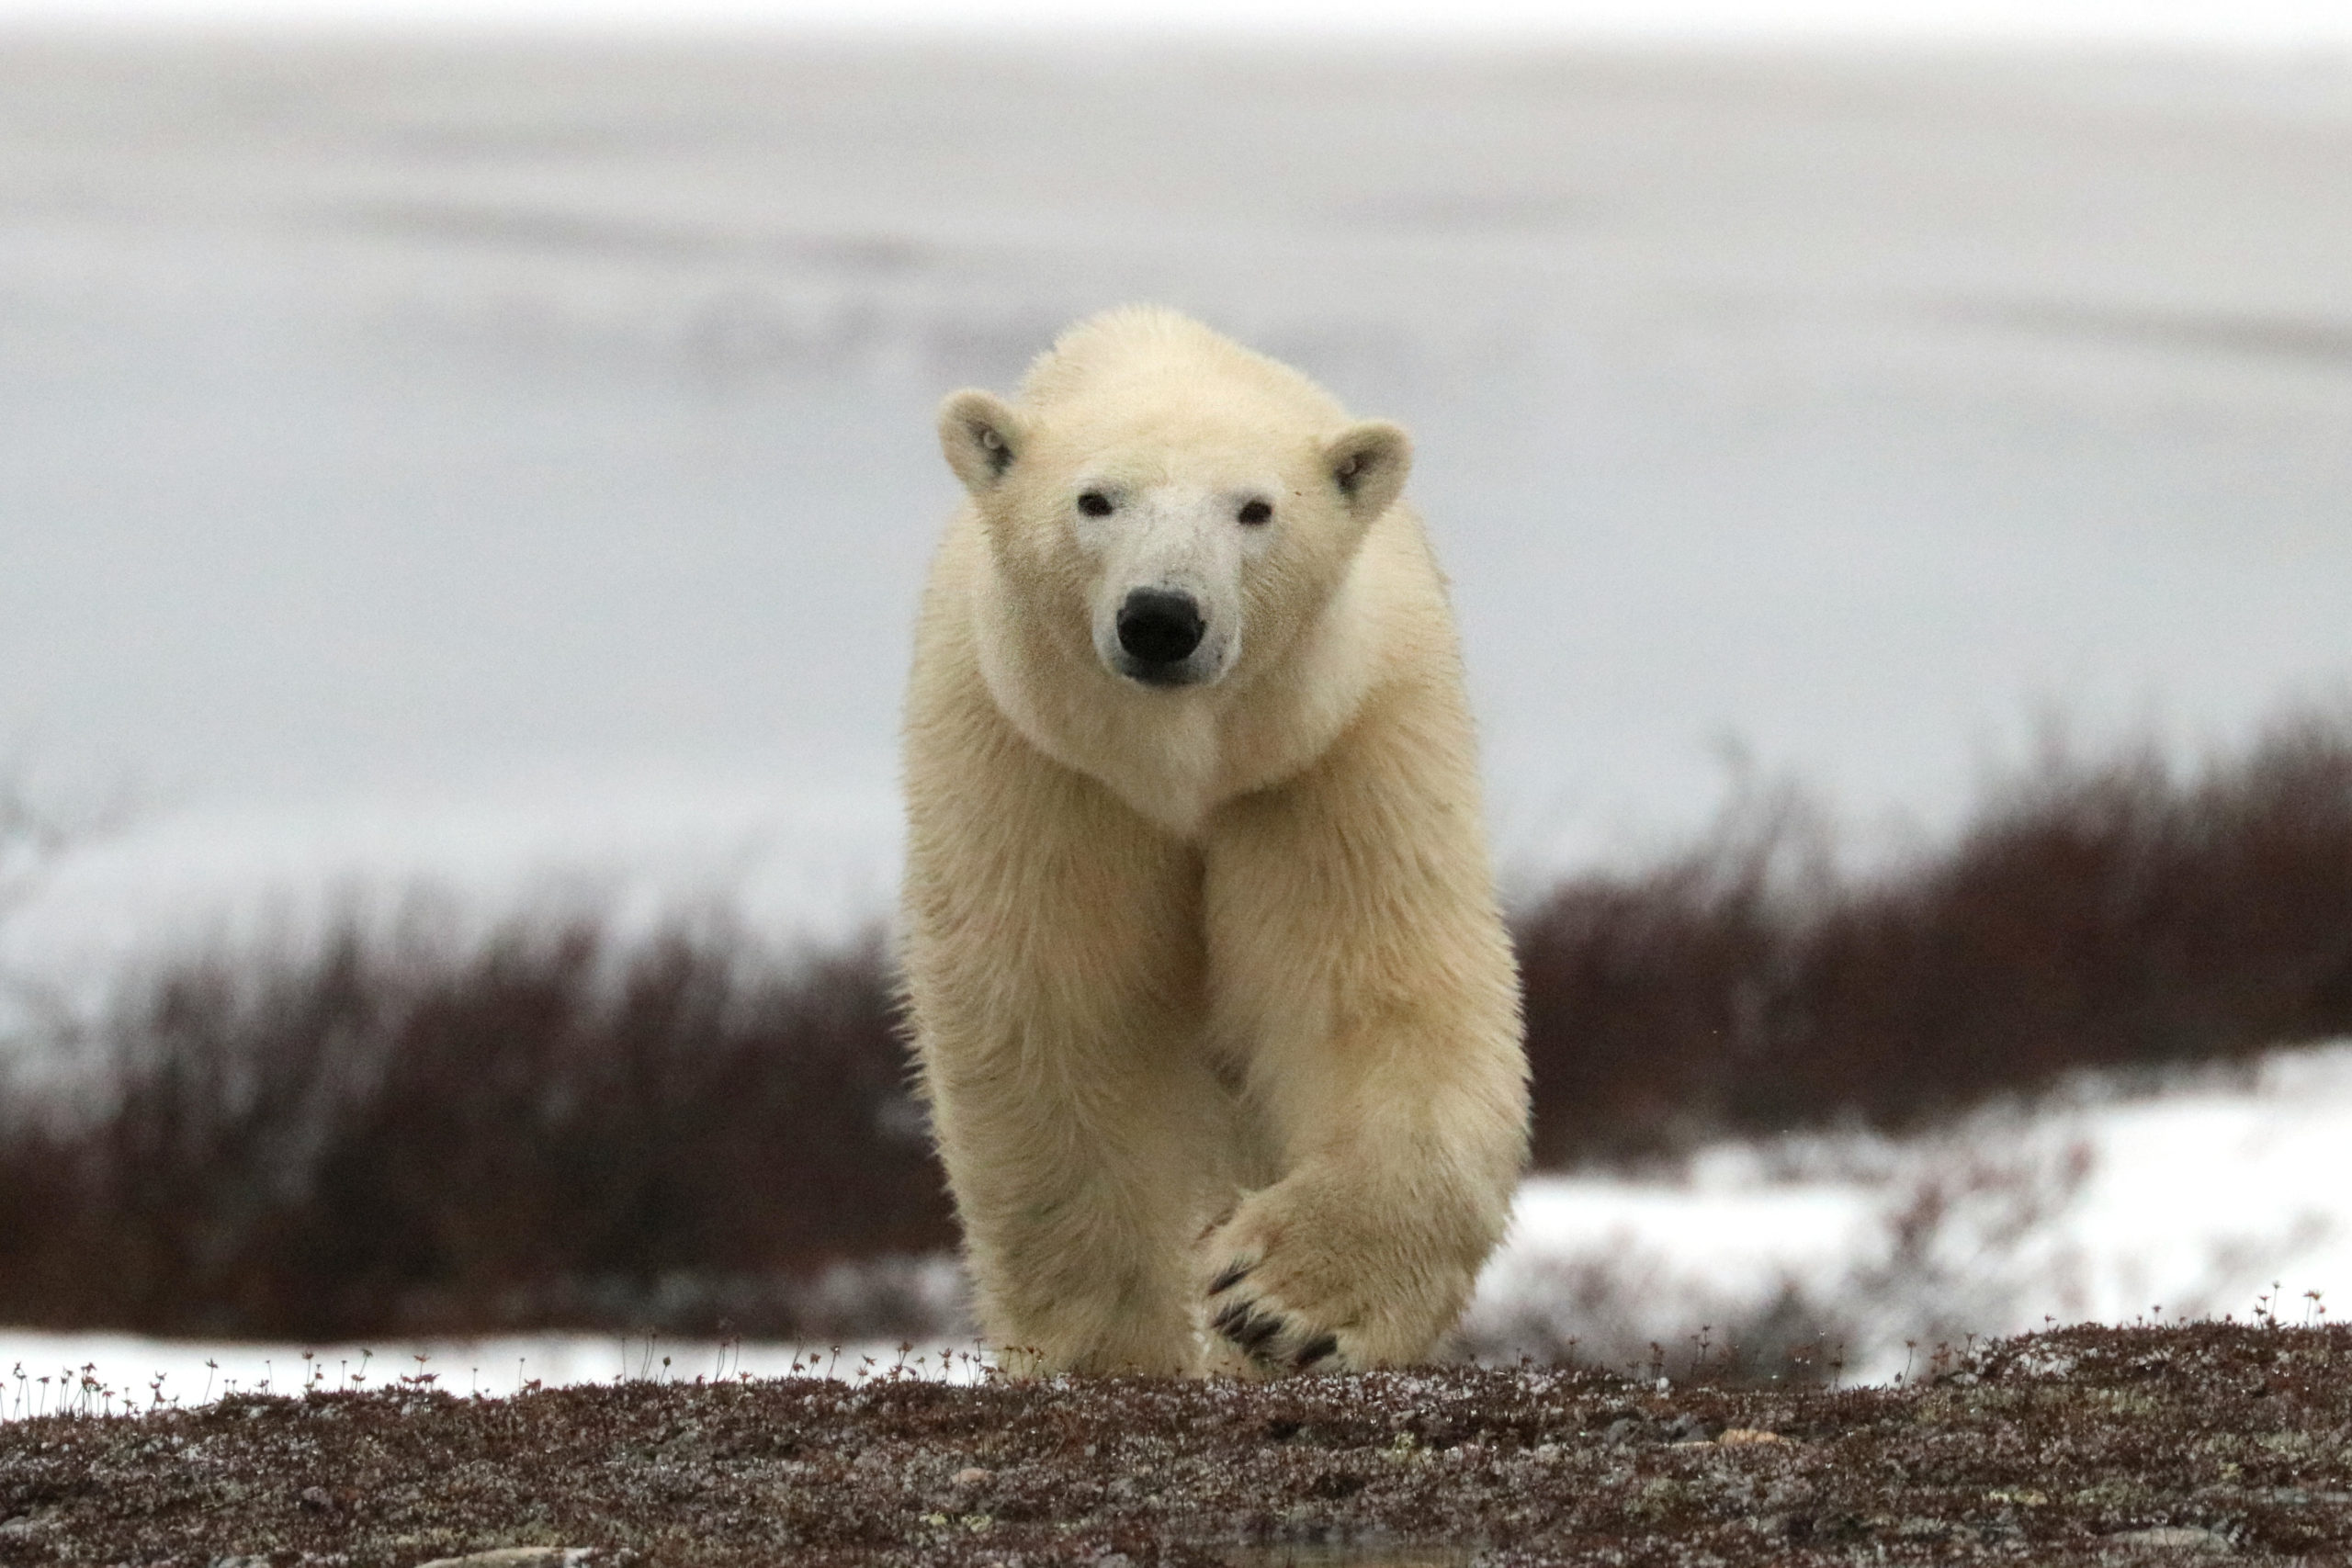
[1077,491,1114,517]
[1237,500,1272,525]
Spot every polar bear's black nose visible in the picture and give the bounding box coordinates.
[1116,588,1205,669]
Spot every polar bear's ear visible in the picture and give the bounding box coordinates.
[938,389,1028,496]
[1321,420,1412,524]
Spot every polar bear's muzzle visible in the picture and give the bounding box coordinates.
[1114,587,1208,685]
[1081,484,1248,690]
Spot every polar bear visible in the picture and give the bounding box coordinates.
[900,306,1527,1377]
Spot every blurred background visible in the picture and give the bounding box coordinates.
[4,0,2351,1405]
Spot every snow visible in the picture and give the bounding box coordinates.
[1,770,900,1027]
[1493,1175,1881,1312]
[1468,1042,2352,1380]
[0,1333,991,1420]
[10,1041,2350,1414]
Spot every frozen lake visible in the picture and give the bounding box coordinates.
[3,39,2350,973]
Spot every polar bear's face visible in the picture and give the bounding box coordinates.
[1057,459,1273,689]
[937,389,1410,694]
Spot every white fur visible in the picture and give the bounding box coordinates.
[903,306,1528,1376]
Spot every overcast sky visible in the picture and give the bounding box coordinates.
[4,0,2352,41]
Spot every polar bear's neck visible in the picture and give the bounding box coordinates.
[1080,703,1227,840]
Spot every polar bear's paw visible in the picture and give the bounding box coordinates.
[1204,1265,1350,1375]
[1197,1201,1378,1377]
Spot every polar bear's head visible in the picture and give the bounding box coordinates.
[936,308,1410,693]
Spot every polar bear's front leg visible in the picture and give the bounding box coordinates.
[904,737,1231,1377]
[924,1002,1233,1377]
[1198,684,1529,1375]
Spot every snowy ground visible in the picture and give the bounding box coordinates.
[10,1039,2348,1415]
[1464,1040,2352,1381]
[1,1330,997,1420]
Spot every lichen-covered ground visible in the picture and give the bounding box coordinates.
[4,1322,2347,1566]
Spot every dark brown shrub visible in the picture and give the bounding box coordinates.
[0,918,955,1339]
[1518,711,2352,1163]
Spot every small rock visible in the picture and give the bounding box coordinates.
[953,1465,995,1488]
[1092,1554,1135,1568]
[2108,1527,2232,1552]
[1717,1428,1787,1446]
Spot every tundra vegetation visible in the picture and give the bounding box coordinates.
[2,1319,2349,1564]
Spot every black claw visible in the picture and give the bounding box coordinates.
[1238,1312,1285,1353]
[1212,1298,1290,1359]
[1208,1261,1253,1295]
[1295,1333,1340,1369]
